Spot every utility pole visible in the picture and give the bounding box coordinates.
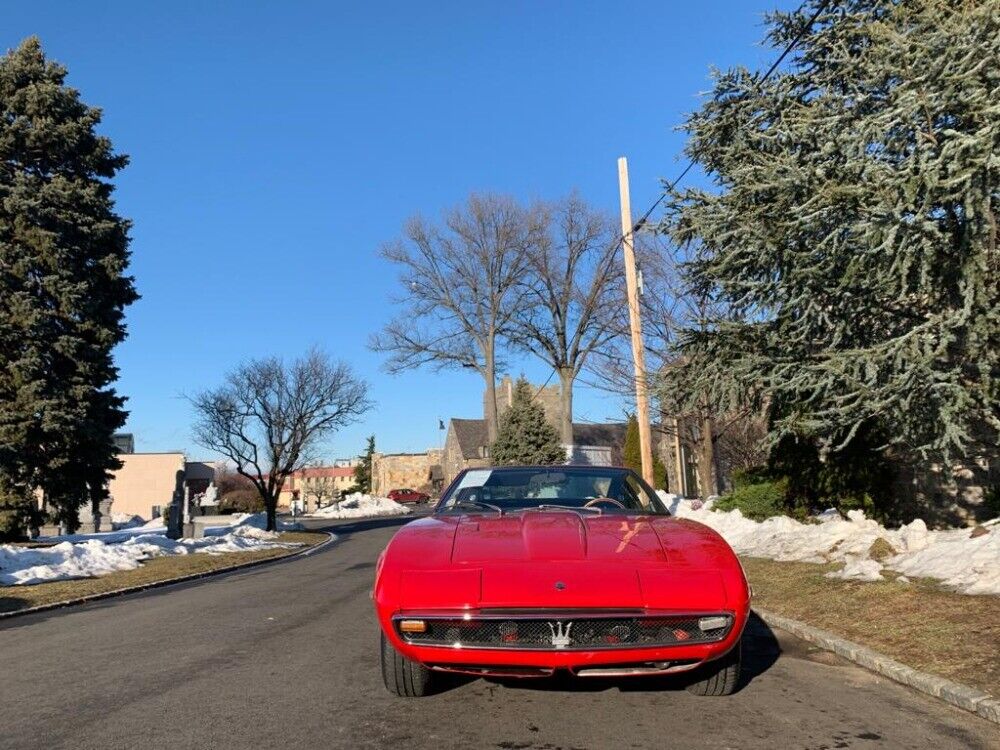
[617,157,655,486]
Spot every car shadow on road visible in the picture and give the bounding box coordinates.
[454,611,781,696]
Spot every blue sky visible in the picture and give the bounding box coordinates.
[6,1,794,461]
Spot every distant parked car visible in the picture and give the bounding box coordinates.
[387,488,430,504]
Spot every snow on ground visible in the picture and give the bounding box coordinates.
[1,513,310,587]
[35,511,301,546]
[658,491,1000,595]
[305,493,412,520]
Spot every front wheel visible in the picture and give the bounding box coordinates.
[685,641,741,696]
[380,631,435,697]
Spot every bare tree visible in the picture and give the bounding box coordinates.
[189,350,370,530]
[372,194,541,441]
[507,194,624,444]
[300,471,340,509]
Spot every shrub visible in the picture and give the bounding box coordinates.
[767,423,898,522]
[730,466,772,490]
[218,489,265,514]
[714,477,789,521]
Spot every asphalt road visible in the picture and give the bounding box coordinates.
[1,513,997,750]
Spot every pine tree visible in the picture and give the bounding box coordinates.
[490,378,566,465]
[622,414,667,489]
[354,435,375,494]
[0,38,137,537]
[659,1,999,464]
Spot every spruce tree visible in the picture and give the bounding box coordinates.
[0,38,137,537]
[354,435,375,494]
[659,1,999,464]
[490,377,566,465]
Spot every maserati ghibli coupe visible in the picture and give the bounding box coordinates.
[373,465,750,697]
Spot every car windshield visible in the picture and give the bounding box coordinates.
[436,467,668,515]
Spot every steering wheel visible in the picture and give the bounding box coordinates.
[584,497,626,510]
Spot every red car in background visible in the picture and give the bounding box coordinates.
[374,465,751,697]
[387,488,431,504]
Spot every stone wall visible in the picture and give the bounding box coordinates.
[372,450,443,496]
[490,375,563,428]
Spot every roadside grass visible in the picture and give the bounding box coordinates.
[0,531,326,614]
[742,556,1000,695]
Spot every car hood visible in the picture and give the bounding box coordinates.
[384,512,741,610]
[450,512,727,565]
[452,512,663,562]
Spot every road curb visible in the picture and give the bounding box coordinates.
[0,531,337,622]
[755,607,999,725]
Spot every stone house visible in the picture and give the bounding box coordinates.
[441,418,634,487]
[491,375,563,427]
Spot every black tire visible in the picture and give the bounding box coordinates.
[685,641,741,696]
[380,631,435,697]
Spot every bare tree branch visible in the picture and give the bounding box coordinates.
[189,350,371,530]
[371,193,542,440]
[506,194,625,443]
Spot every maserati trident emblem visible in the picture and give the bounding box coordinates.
[554,581,566,590]
[548,621,573,648]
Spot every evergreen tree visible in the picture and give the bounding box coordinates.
[354,435,375,494]
[0,38,137,537]
[659,1,999,464]
[622,414,667,490]
[490,378,565,465]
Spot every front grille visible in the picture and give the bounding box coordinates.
[395,613,732,650]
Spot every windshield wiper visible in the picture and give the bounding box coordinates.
[529,504,603,515]
[450,499,504,515]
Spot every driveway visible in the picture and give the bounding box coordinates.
[1,514,996,750]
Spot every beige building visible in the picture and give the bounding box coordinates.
[279,466,357,512]
[107,453,216,520]
[371,450,444,497]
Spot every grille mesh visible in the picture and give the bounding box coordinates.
[396,615,731,650]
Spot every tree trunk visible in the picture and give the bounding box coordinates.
[697,412,719,498]
[557,367,574,446]
[484,346,499,444]
[265,495,277,532]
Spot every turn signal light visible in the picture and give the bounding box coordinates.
[698,616,729,632]
[399,620,427,633]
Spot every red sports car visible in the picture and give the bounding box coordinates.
[387,488,431,504]
[374,465,750,697]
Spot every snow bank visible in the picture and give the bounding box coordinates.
[305,493,412,520]
[657,491,1000,595]
[0,528,305,586]
[202,512,303,534]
